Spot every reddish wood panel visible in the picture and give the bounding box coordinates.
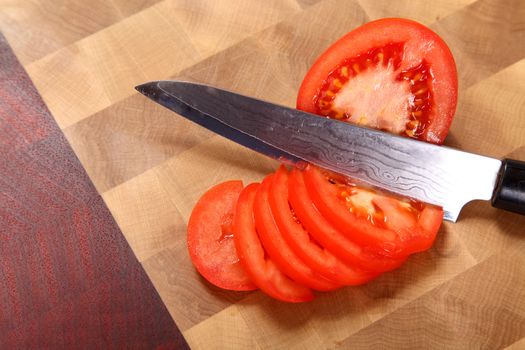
[0,34,189,349]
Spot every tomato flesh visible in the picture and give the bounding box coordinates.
[315,42,433,138]
[187,180,256,291]
[234,183,314,302]
[296,18,449,259]
[254,174,341,291]
[288,168,406,272]
[297,18,457,144]
[303,164,443,257]
[269,165,379,285]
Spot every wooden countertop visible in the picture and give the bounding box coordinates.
[1,0,525,348]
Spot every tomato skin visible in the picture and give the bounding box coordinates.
[288,168,406,272]
[269,165,379,285]
[302,164,443,258]
[419,205,443,234]
[297,18,457,144]
[187,180,256,291]
[254,174,341,291]
[234,183,314,302]
[372,195,442,254]
[302,164,404,256]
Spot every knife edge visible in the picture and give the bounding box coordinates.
[136,80,503,222]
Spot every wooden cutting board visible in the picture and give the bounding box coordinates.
[0,33,188,349]
[0,34,189,348]
[2,0,525,348]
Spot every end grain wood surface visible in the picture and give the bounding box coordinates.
[1,0,525,348]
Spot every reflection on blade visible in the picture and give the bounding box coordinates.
[136,82,302,165]
[136,80,502,222]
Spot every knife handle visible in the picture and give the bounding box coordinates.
[491,158,525,215]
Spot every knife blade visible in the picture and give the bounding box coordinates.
[135,80,525,222]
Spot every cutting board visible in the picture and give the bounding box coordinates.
[0,33,189,348]
[2,0,525,348]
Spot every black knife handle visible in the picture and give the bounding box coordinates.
[491,158,525,215]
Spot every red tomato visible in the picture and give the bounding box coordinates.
[254,174,341,291]
[187,19,453,302]
[288,168,406,272]
[234,183,314,302]
[269,165,379,285]
[302,165,443,258]
[187,180,256,291]
[297,18,457,144]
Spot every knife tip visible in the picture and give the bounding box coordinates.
[135,81,153,95]
[135,80,196,100]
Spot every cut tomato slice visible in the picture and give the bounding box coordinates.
[288,168,406,272]
[187,19,453,300]
[254,174,341,291]
[234,183,314,302]
[187,180,256,291]
[302,165,443,258]
[297,18,457,144]
[269,165,378,285]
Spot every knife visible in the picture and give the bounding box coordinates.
[135,80,525,222]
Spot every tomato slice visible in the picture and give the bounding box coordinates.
[234,183,314,302]
[302,165,443,258]
[269,165,379,285]
[254,174,341,291]
[187,180,256,291]
[288,168,406,272]
[297,18,457,144]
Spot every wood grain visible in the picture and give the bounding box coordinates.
[0,33,188,349]
[2,0,525,348]
[23,0,306,129]
[430,0,525,90]
[356,0,477,24]
[24,1,201,129]
[63,93,213,193]
[337,253,525,349]
[0,0,163,65]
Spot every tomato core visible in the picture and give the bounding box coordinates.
[314,43,434,139]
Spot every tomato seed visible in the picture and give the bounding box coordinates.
[341,66,349,77]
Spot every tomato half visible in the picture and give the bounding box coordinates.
[288,168,406,272]
[254,174,341,291]
[234,183,314,302]
[269,165,378,285]
[187,180,256,291]
[302,165,443,258]
[297,18,457,144]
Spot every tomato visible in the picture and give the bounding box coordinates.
[269,165,379,285]
[234,183,314,302]
[297,18,457,145]
[302,165,443,258]
[288,167,406,272]
[187,19,453,301]
[254,174,341,291]
[187,180,256,291]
